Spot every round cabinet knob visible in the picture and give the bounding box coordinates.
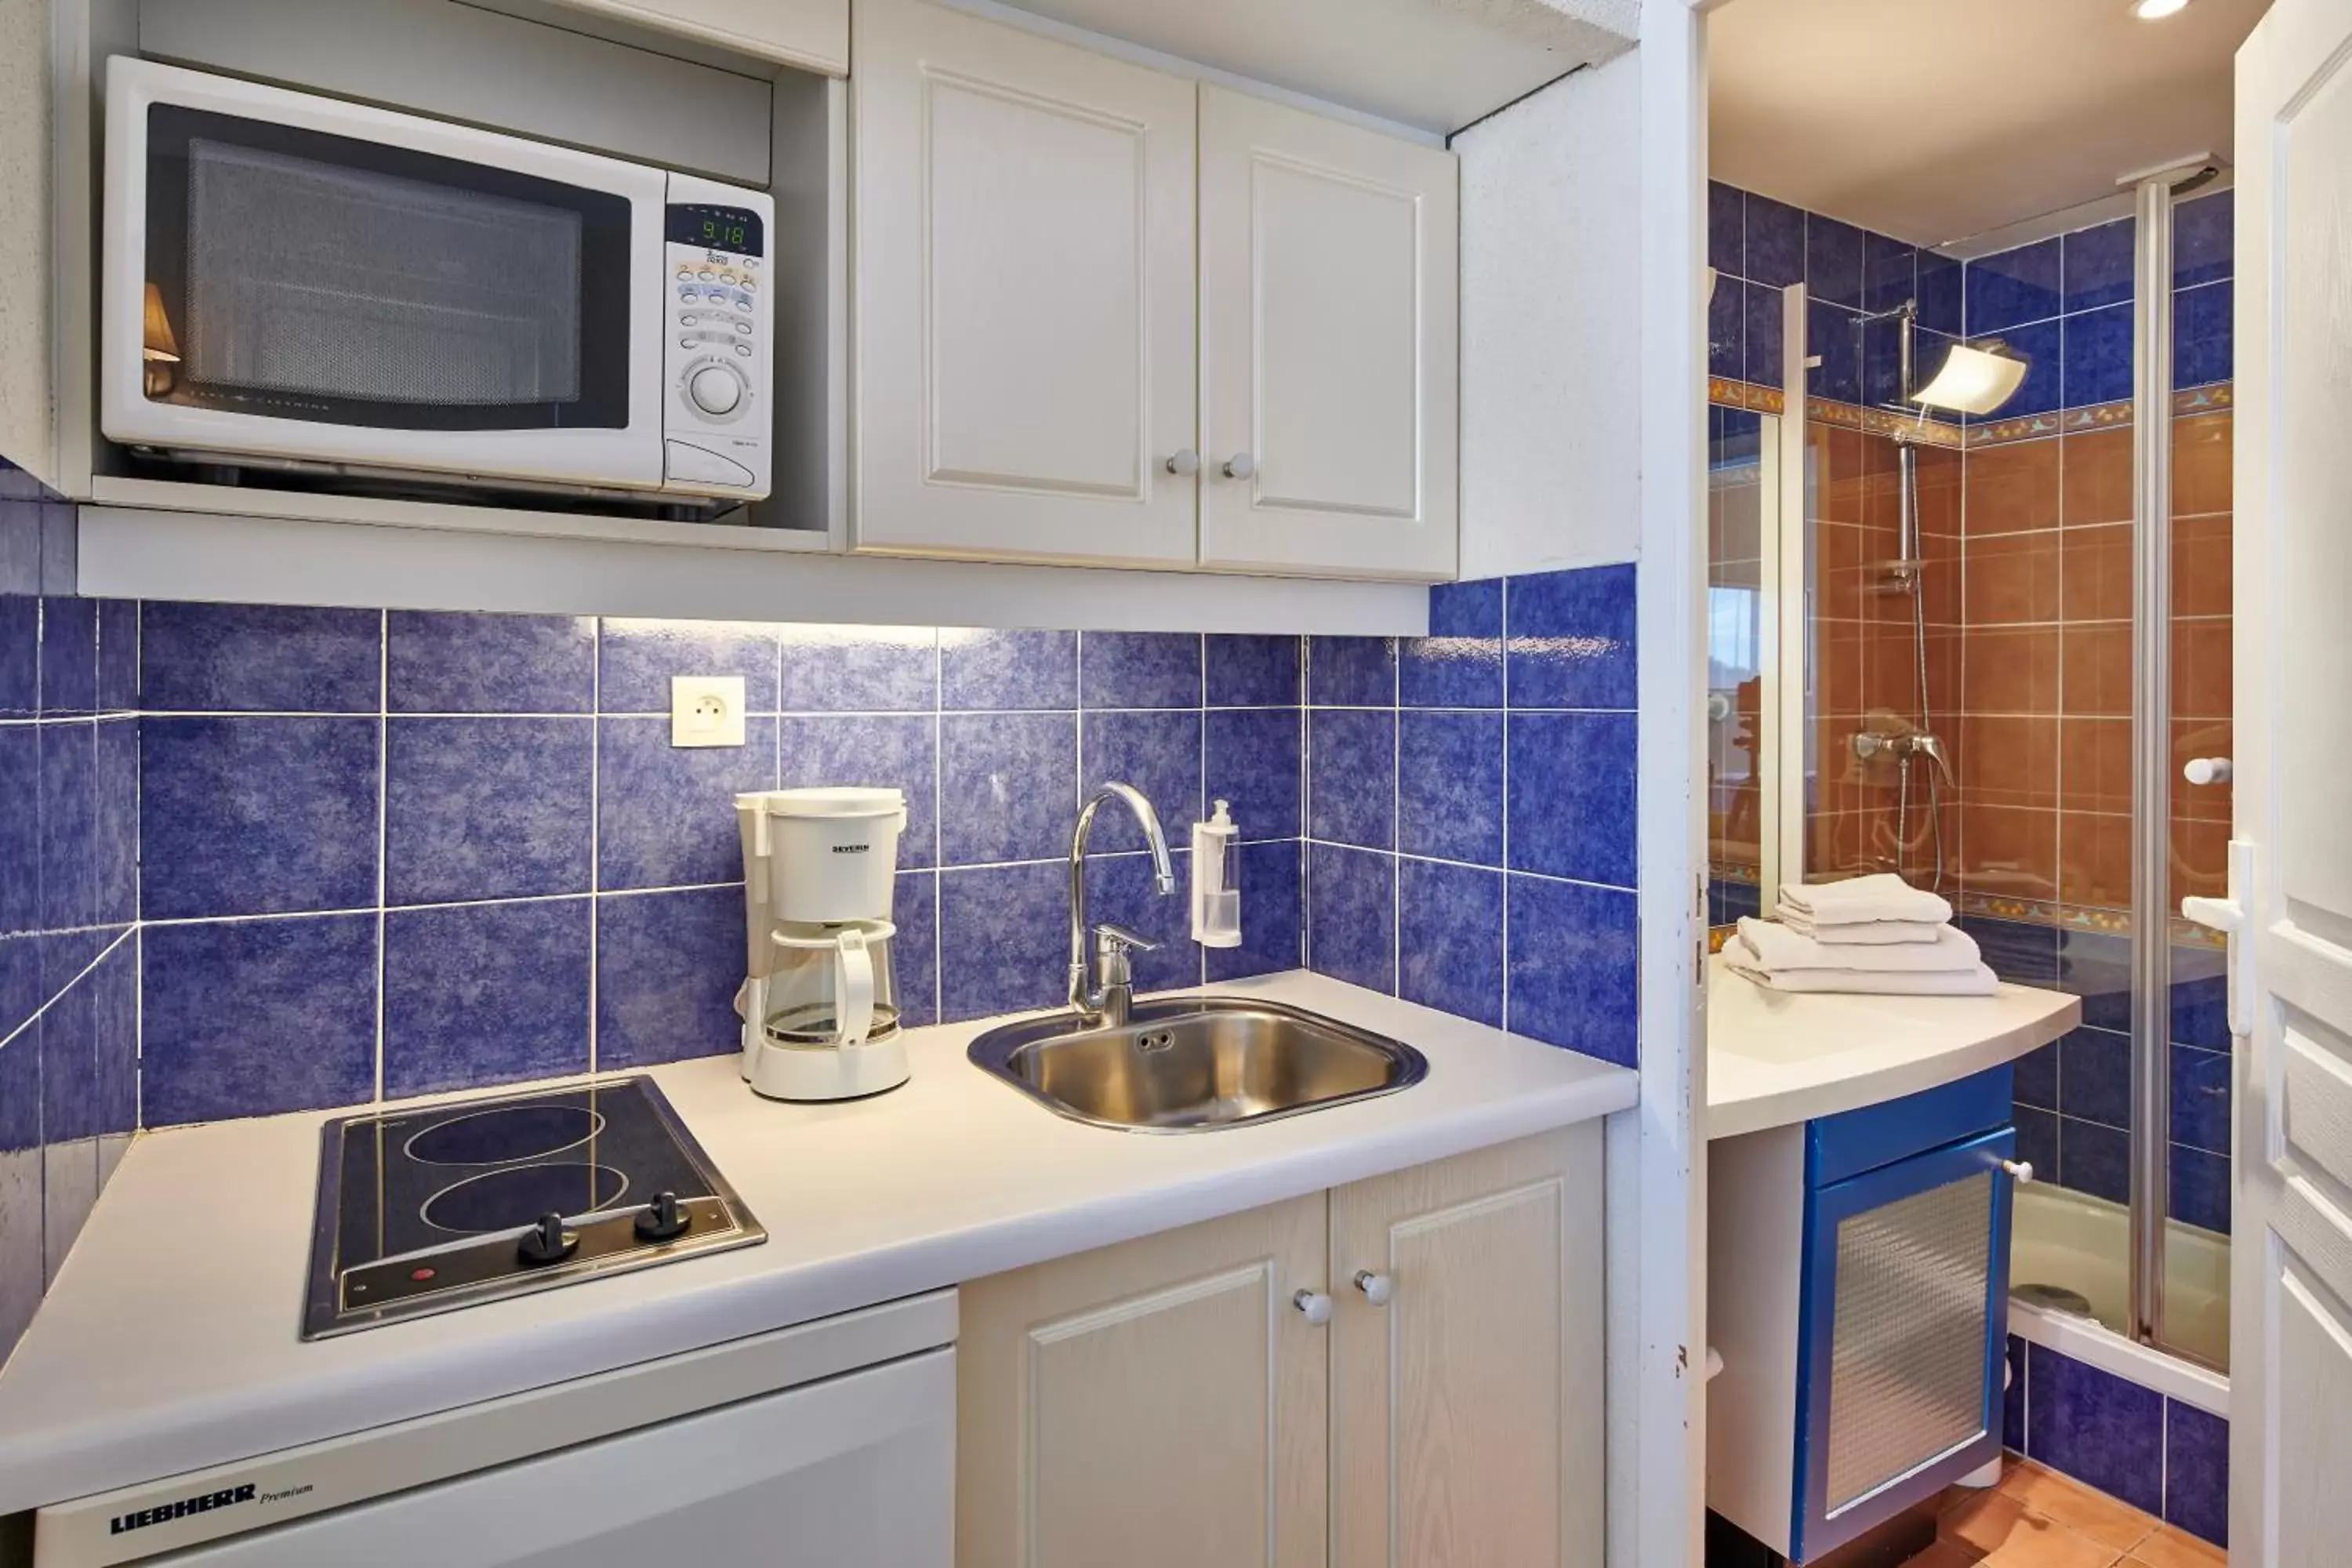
[1164,448,1200,476]
[1292,1289,1333,1326]
[1222,452,1256,480]
[688,365,743,416]
[1353,1270,1394,1307]
[2002,1160,2035,1185]
[2183,757,2234,786]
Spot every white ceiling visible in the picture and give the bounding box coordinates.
[1708,0,2270,248]
[995,0,1636,134]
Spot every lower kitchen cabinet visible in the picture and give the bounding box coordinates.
[1330,1130,1605,1567]
[956,1127,1603,1568]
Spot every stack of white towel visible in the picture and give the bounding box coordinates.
[1726,873,1999,996]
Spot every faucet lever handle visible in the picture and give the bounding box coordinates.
[1094,922,1161,956]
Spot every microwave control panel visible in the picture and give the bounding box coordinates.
[662,177,775,501]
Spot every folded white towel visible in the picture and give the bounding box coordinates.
[1737,917,1982,974]
[1773,906,1948,944]
[1777,873,1955,928]
[1724,957,2001,996]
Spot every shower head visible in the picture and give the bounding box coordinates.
[1911,339,2031,417]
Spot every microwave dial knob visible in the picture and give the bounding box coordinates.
[688,364,745,416]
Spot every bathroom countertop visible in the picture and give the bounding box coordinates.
[0,971,1635,1515]
[1707,953,2079,1139]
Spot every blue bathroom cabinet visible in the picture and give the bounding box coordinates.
[1706,1068,2020,1563]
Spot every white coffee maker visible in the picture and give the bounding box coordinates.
[734,786,909,1102]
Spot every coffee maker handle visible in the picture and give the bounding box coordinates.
[833,927,876,1047]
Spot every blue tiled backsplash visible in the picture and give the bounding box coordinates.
[0,474,1639,1353]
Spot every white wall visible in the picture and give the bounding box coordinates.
[0,0,56,488]
[1454,46,1642,579]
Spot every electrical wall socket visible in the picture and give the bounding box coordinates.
[670,675,747,748]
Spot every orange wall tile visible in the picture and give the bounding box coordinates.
[1965,626,2061,713]
[1965,437,2062,535]
[2061,624,2132,716]
[2059,810,2133,910]
[1958,714,2059,809]
[2060,524,2134,622]
[1960,803,2059,902]
[2172,514,2232,617]
[2172,413,2232,517]
[1965,530,2063,624]
[2061,427,2134,528]
[2061,717,2133,815]
[2172,619,2231,717]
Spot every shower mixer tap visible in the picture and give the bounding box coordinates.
[1853,728,1955,785]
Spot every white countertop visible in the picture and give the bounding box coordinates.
[0,971,1635,1514]
[1706,953,2079,1140]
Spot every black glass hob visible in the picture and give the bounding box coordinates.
[303,1076,764,1339]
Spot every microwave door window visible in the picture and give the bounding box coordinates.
[143,106,633,432]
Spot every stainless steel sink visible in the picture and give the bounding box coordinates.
[967,996,1427,1132]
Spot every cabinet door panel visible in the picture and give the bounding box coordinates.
[1200,86,1457,579]
[1330,1127,1602,1568]
[957,1196,1327,1568]
[855,0,1198,564]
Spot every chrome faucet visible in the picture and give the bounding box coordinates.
[1066,782,1178,1027]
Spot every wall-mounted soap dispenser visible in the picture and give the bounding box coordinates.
[1191,800,1241,947]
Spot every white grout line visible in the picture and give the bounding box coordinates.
[0,926,136,1057]
[587,618,604,1077]
[373,610,388,1105]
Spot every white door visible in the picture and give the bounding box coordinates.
[152,1349,953,1566]
[852,0,1200,566]
[1196,86,1458,580]
[2226,2,2352,1559]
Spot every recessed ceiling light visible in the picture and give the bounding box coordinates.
[2132,0,2190,19]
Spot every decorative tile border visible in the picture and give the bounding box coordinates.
[1953,891,2227,949]
[1708,376,1785,416]
[1965,385,2234,448]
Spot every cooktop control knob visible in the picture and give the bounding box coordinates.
[517,1212,578,1266]
[635,1191,693,1243]
[688,364,744,416]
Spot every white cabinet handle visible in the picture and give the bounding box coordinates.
[1164,448,1200,476]
[2183,757,2233,786]
[1292,1289,1333,1326]
[2002,1160,2034,1184]
[1352,1271,1394,1306]
[1221,452,1256,480]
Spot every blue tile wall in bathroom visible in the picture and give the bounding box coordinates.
[1958,186,2233,424]
[1708,180,1961,407]
[0,467,140,1365]
[1304,564,1641,1068]
[2002,1333,2228,1548]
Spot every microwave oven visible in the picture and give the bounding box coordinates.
[102,57,774,506]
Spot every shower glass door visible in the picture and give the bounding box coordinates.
[1773,191,2237,1371]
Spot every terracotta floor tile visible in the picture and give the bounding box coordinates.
[1977,1526,2123,1568]
[2125,1525,2227,1567]
[1902,1542,1986,1568]
[1944,1490,2037,1555]
[1998,1461,2160,1553]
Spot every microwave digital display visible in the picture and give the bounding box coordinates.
[667,204,764,258]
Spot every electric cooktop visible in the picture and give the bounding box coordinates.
[303,1076,764,1339]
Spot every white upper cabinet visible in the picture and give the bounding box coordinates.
[853,0,1202,567]
[548,0,849,75]
[851,1,1461,579]
[1198,86,1458,579]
